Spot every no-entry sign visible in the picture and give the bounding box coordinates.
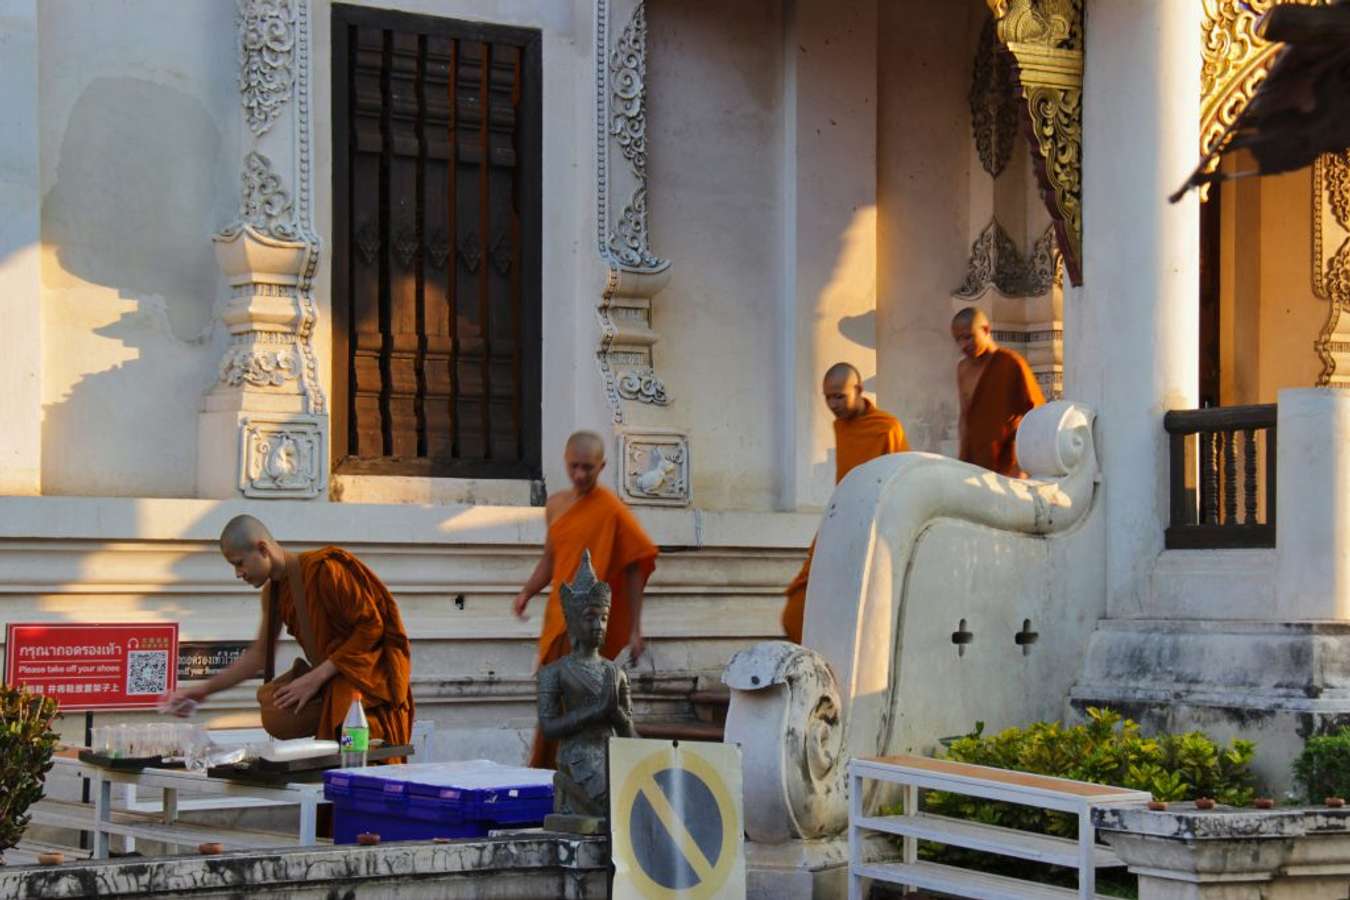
[4,623,179,711]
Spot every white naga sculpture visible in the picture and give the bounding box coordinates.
[723,401,1099,843]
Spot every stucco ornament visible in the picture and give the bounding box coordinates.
[239,152,297,240]
[219,345,297,388]
[954,219,1060,299]
[594,0,673,423]
[970,16,1019,179]
[986,0,1083,285]
[238,0,296,137]
[723,401,1098,841]
[616,367,668,406]
[240,417,325,498]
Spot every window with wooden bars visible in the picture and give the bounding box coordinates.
[331,6,541,479]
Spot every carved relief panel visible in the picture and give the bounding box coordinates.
[240,416,327,498]
[617,429,690,507]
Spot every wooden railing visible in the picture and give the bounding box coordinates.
[1164,404,1276,549]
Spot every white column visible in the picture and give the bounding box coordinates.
[0,0,42,495]
[1275,388,1350,619]
[1078,0,1200,615]
[778,0,879,511]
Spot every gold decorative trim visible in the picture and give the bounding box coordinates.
[987,0,1083,286]
[1315,150,1350,386]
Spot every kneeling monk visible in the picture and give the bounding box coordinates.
[165,515,414,760]
[512,431,658,768]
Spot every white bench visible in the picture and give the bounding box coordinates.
[848,754,1151,900]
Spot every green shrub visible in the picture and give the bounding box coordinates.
[0,686,60,859]
[926,708,1256,839]
[1293,726,1350,802]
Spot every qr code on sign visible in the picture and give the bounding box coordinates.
[126,650,169,695]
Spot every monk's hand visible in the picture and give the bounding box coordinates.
[273,672,321,713]
[160,686,207,717]
[625,629,645,665]
[511,591,531,621]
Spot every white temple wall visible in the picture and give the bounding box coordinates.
[17,0,875,516]
[645,0,787,511]
[875,1,978,453]
[37,0,240,497]
[0,1,43,496]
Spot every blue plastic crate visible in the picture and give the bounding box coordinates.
[323,760,555,845]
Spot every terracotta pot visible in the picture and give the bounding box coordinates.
[357,832,381,846]
[1147,800,1168,811]
[197,842,223,855]
[1194,797,1216,810]
[1253,797,1275,809]
[1326,796,1346,808]
[37,852,64,866]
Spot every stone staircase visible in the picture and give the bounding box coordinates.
[635,687,728,743]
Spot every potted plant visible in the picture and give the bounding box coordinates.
[0,687,60,864]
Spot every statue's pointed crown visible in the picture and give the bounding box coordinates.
[561,549,611,620]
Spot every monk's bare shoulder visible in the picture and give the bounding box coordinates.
[544,490,577,526]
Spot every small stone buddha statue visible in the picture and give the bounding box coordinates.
[538,549,637,828]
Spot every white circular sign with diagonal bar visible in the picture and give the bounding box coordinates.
[610,737,745,900]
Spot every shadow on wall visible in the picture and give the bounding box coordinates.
[40,77,235,496]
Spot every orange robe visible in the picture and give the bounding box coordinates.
[959,347,1045,477]
[529,485,658,768]
[272,547,415,763]
[782,399,909,643]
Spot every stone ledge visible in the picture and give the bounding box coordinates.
[0,834,609,899]
[1094,802,1350,840]
[0,495,817,549]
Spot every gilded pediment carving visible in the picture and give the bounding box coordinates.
[986,0,1083,286]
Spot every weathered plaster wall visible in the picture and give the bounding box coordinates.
[38,1,239,497]
[646,0,785,510]
[875,1,977,452]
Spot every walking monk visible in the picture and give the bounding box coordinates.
[163,515,414,760]
[512,431,658,767]
[782,363,908,644]
[951,307,1045,477]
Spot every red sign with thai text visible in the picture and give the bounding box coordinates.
[4,623,179,711]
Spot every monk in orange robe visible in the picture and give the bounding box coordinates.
[782,363,909,643]
[951,307,1045,477]
[513,431,658,767]
[164,515,414,762]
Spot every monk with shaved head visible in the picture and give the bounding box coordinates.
[513,430,658,767]
[951,306,1045,477]
[164,515,414,761]
[782,364,909,643]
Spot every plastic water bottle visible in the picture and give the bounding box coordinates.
[340,691,369,768]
